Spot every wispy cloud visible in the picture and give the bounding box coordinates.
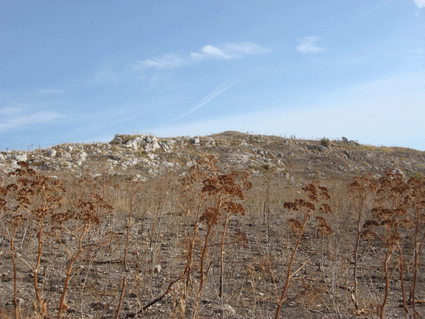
[133,42,269,69]
[190,42,270,60]
[134,54,185,69]
[191,45,230,59]
[0,112,63,132]
[296,36,325,55]
[166,83,234,124]
[414,0,425,8]
[154,71,425,151]
[358,0,397,17]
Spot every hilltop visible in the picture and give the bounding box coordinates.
[1,131,424,182]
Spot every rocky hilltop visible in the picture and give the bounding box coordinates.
[1,131,424,181]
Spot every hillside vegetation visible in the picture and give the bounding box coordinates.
[1,132,424,318]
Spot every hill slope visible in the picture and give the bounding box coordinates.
[1,132,424,181]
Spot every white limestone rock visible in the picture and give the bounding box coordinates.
[46,149,56,157]
[145,141,160,152]
[112,134,123,144]
[63,152,72,159]
[12,154,27,161]
[125,136,144,149]
[191,137,200,145]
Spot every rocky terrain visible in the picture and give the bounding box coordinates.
[1,131,424,319]
[1,131,424,182]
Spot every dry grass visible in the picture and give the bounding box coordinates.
[0,157,424,318]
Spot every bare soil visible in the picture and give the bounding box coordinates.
[1,132,425,318]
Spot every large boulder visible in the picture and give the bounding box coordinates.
[191,137,200,146]
[126,136,144,149]
[46,149,56,157]
[12,153,27,161]
[145,141,160,152]
[205,138,216,147]
[111,134,123,144]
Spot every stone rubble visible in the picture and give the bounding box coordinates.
[0,132,424,182]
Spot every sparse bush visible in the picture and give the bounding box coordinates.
[275,182,332,318]
[176,155,251,318]
[320,137,330,148]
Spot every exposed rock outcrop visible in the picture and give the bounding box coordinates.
[1,132,424,182]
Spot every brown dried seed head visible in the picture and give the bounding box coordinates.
[316,216,332,235]
[320,203,332,214]
[362,229,379,240]
[400,219,414,228]
[284,202,297,210]
[243,180,253,190]
[233,231,248,247]
[201,206,220,226]
[0,186,8,196]
[363,220,380,228]
[380,219,397,227]
[349,181,361,188]
[288,218,303,231]
[202,184,218,195]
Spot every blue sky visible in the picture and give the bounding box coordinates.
[1,0,424,151]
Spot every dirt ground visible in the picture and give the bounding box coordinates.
[1,152,425,319]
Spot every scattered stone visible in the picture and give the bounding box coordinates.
[112,134,123,144]
[12,154,27,161]
[392,168,404,176]
[212,304,236,315]
[62,152,72,159]
[46,149,56,157]
[153,264,161,273]
[160,142,171,153]
[205,138,216,147]
[0,132,423,180]
[126,136,144,149]
[191,137,200,145]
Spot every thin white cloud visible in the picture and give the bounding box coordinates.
[167,83,234,124]
[191,42,270,60]
[296,36,325,55]
[154,71,425,151]
[38,89,66,95]
[414,0,425,8]
[185,84,233,116]
[358,0,397,17]
[134,54,185,69]
[191,45,230,59]
[0,112,63,132]
[134,42,270,69]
